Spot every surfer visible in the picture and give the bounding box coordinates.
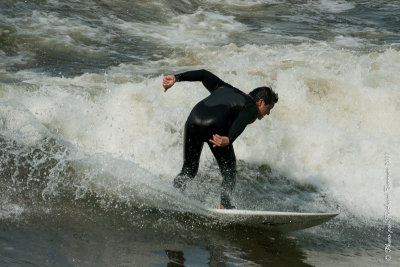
[163,69,278,209]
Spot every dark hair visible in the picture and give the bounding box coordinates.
[249,87,278,105]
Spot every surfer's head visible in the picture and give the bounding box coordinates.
[249,87,278,120]
[249,86,278,105]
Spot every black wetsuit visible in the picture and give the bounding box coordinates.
[173,69,259,208]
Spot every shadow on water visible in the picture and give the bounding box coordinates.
[161,224,312,267]
[0,206,313,266]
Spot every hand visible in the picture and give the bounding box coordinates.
[163,75,176,92]
[209,134,230,148]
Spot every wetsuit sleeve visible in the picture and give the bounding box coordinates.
[174,69,229,93]
[228,104,259,143]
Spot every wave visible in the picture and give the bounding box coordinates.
[1,0,399,227]
[1,41,399,224]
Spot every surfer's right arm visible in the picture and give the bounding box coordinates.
[163,69,230,93]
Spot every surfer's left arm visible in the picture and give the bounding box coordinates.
[209,105,258,147]
[227,104,259,143]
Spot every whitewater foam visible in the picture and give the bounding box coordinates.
[108,9,247,47]
[316,0,355,13]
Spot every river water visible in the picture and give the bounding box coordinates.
[1,0,399,266]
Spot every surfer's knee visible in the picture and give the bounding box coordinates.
[180,162,199,178]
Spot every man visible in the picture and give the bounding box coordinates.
[163,69,278,209]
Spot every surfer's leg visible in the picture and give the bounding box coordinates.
[173,124,204,191]
[208,143,237,209]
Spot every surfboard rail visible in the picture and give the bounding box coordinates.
[207,209,339,232]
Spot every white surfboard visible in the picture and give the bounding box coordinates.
[207,209,339,232]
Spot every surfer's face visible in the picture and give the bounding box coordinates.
[257,100,274,120]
